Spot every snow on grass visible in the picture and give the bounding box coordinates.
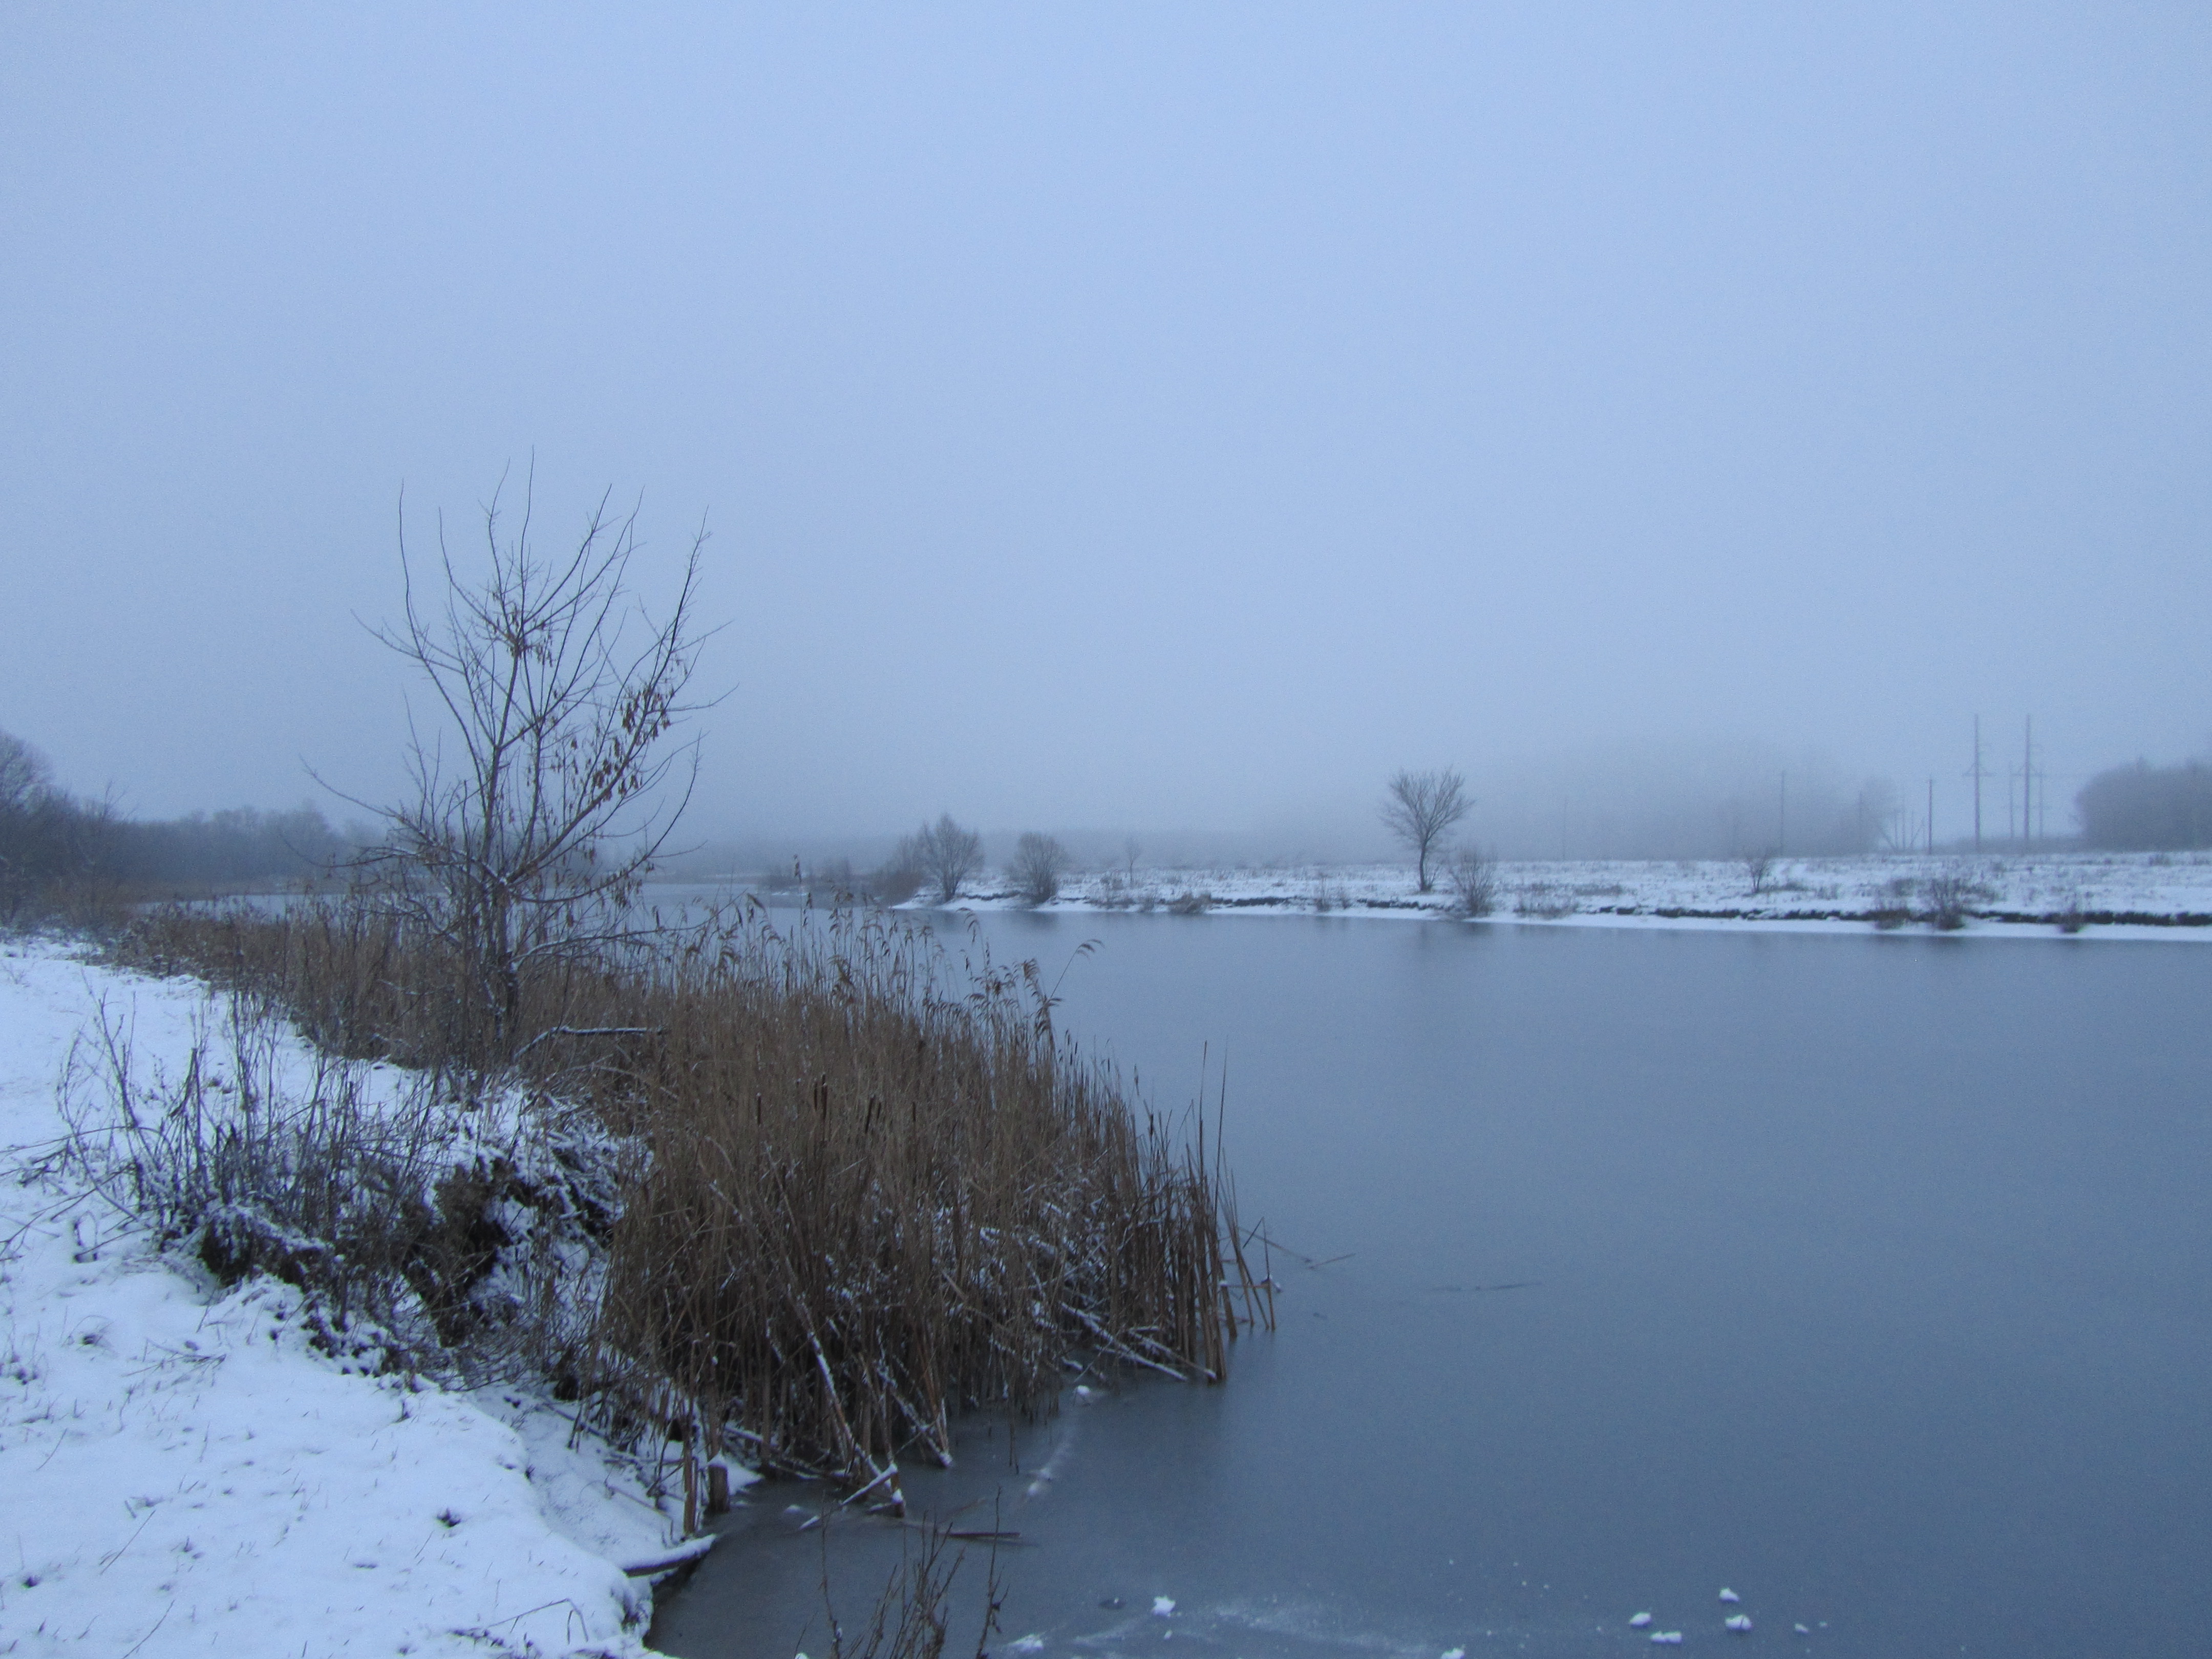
[0,935,721,1658]
[907,850,2212,938]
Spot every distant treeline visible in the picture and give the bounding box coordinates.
[2076,760,2212,850]
[2,729,347,922]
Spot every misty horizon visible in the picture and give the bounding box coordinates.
[7,7,2209,860]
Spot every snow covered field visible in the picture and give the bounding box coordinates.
[0,937,736,1658]
[925,851,2212,938]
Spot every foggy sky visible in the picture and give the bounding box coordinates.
[6,5,2209,855]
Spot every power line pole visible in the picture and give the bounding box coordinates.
[1927,776,1936,854]
[1969,715,1985,853]
[1779,771,1787,856]
[2023,715,2034,848]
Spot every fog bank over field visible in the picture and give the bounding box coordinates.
[676,740,1949,875]
[6,8,2210,844]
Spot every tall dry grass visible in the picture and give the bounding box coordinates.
[113,895,1260,1519]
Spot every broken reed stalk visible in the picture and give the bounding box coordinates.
[112,895,1265,1504]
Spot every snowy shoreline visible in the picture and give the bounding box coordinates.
[887,851,2212,942]
[0,937,741,1658]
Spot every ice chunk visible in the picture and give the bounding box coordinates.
[1629,1613,1653,1628]
[1719,1588,1741,1603]
[1651,1635,1684,1647]
[1153,1597,1176,1617]
[1726,1614,1753,1632]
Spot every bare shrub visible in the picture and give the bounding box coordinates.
[867,856,924,905]
[1166,889,1212,915]
[58,993,452,1362]
[1380,768,1472,892]
[1870,876,1913,930]
[1008,832,1071,906]
[1742,850,1775,895]
[1444,847,1497,918]
[1919,871,1979,930]
[1513,883,1576,920]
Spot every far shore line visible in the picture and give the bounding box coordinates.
[885,892,2212,943]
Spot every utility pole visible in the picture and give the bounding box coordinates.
[1927,777,1936,854]
[1969,715,1985,853]
[1779,771,1787,856]
[2023,715,2034,848]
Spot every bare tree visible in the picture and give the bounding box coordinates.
[1380,768,1472,892]
[0,730,118,925]
[1742,849,1774,895]
[1009,832,1071,906]
[909,814,983,904]
[0,730,49,814]
[0,730,55,921]
[349,471,714,1051]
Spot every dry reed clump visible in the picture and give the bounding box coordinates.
[587,907,1245,1509]
[107,896,1261,1520]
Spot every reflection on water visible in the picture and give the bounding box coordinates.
[646,911,2210,1658]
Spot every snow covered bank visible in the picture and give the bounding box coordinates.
[913,852,2212,940]
[0,937,735,1658]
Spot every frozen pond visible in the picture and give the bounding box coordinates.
[653,913,2212,1658]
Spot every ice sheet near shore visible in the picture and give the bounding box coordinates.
[902,851,2212,939]
[0,937,728,1658]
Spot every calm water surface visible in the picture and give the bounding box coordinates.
[652,914,2211,1658]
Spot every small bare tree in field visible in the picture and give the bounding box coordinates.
[350,471,714,1053]
[908,814,983,904]
[1380,768,1472,892]
[1009,832,1071,906]
[1742,849,1774,895]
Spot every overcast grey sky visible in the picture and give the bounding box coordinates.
[5,5,2208,851]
